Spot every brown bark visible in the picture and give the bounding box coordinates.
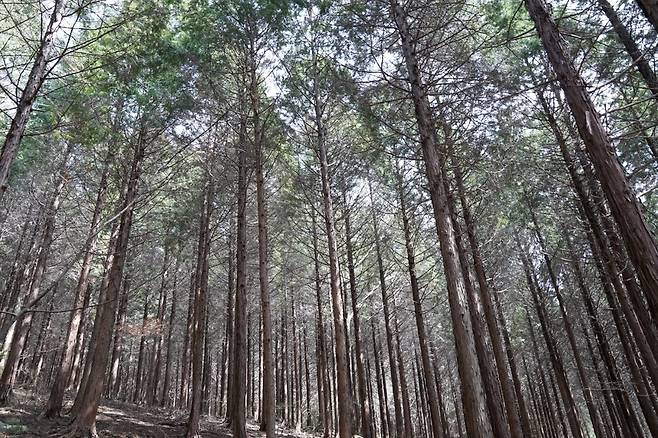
[313,55,352,438]
[107,274,130,397]
[229,114,248,438]
[186,180,212,437]
[492,290,534,437]
[65,130,146,437]
[342,188,373,438]
[448,139,527,438]
[0,0,66,196]
[529,211,605,437]
[311,207,330,437]
[596,0,658,100]
[370,180,404,438]
[133,291,150,404]
[395,169,444,438]
[525,0,658,325]
[162,258,179,407]
[518,243,584,438]
[254,92,275,438]
[0,147,70,404]
[147,246,170,405]
[388,2,492,434]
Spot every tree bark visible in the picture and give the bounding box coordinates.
[65,129,146,437]
[342,187,373,438]
[229,115,249,438]
[395,169,444,438]
[312,55,353,438]
[0,0,66,197]
[388,2,493,435]
[525,0,658,322]
[0,146,70,404]
[186,179,212,437]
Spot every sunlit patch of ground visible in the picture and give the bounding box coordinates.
[0,388,316,437]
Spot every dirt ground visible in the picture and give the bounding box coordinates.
[0,390,313,437]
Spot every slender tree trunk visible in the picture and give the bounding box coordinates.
[395,170,444,438]
[518,243,584,438]
[313,60,353,438]
[596,0,658,99]
[525,0,658,318]
[186,180,212,437]
[0,0,66,197]
[493,290,534,437]
[254,101,275,438]
[148,247,170,405]
[388,2,492,434]
[529,211,605,437]
[107,275,130,397]
[0,147,70,404]
[312,207,331,438]
[229,115,249,438]
[66,130,146,437]
[342,187,373,438]
[448,138,527,438]
[371,181,404,438]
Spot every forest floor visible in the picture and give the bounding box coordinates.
[0,389,313,437]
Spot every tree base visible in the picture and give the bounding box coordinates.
[52,420,98,438]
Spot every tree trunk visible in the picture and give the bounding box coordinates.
[448,138,527,438]
[518,243,584,438]
[162,258,179,407]
[525,0,658,321]
[186,180,212,437]
[229,115,249,438]
[311,208,331,438]
[395,169,444,438]
[254,96,275,438]
[313,58,352,438]
[65,130,146,437]
[0,0,66,197]
[596,0,658,100]
[388,2,492,435]
[342,187,373,438]
[0,147,70,404]
[107,275,130,397]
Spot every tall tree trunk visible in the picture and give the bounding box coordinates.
[0,0,66,197]
[448,138,527,438]
[596,0,658,100]
[147,246,170,405]
[162,258,180,407]
[229,115,249,438]
[66,129,146,437]
[342,187,373,438]
[254,93,275,438]
[186,180,212,437]
[45,133,113,416]
[388,2,493,435]
[222,213,235,419]
[395,169,444,438]
[133,291,151,404]
[529,210,605,437]
[518,243,584,438]
[0,146,70,404]
[370,180,404,438]
[525,0,658,319]
[107,275,130,397]
[313,57,352,438]
[311,208,331,438]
